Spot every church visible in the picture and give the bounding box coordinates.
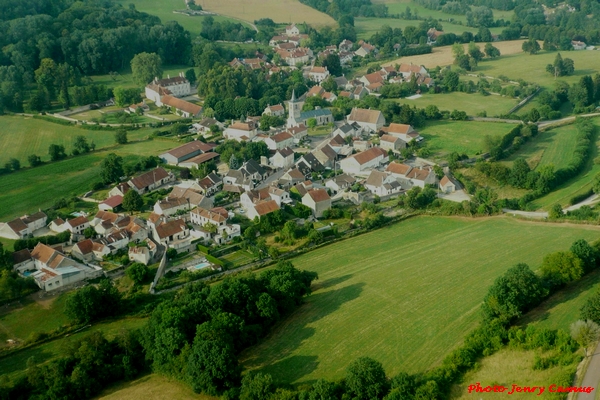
[286,90,333,129]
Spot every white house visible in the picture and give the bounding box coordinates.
[364,171,402,196]
[159,141,216,165]
[224,120,258,141]
[572,40,586,50]
[309,66,330,83]
[382,123,423,143]
[193,118,224,135]
[0,212,47,240]
[406,167,437,188]
[128,239,158,265]
[160,95,202,118]
[263,104,285,117]
[98,196,123,212]
[302,189,331,218]
[153,198,192,216]
[128,167,174,194]
[339,39,353,52]
[28,243,101,292]
[347,108,386,132]
[145,74,191,104]
[339,147,388,175]
[440,175,457,193]
[286,23,300,36]
[270,147,295,169]
[153,219,191,251]
[265,131,295,150]
[333,123,361,138]
[325,174,356,194]
[398,63,429,80]
[65,216,90,236]
[379,134,405,152]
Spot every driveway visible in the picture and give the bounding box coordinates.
[577,341,600,400]
[439,190,471,203]
[502,209,548,219]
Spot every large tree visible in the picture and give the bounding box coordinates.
[100,153,124,184]
[131,52,163,86]
[345,357,389,399]
[540,251,584,287]
[122,189,144,212]
[571,320,600,357]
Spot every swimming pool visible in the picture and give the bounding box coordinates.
[192,262,211,270]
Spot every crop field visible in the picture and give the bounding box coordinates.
[196,0,336,27]
[115,0,253,36]
[99,374,216,400]
[0,116,154,167]
[0,317,147,380]
[402,92,518,117]
[450,349,576,399]
[418,120,516,157]
[0,139,175,221]
[519,269,600,332]
[475,50,600,91]
[503,124,579,170]
[382,39,527,69]
[240,216,600,384]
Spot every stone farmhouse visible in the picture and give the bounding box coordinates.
[347,108,386,133]
[0,211,47,240]
[302,189,332,218]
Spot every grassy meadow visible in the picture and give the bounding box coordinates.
[196,0,336,27]
[402,92,518,117]
[0,116,154,167]
[90,64,192,90]
[98,374,216,400]
[240,216,600,385]
[115,0,254,36]
[0,138,176,221]
[419,120,517,157]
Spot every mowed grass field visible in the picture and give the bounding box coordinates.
[196,0,336,27]
[0,116,153,166]
[402,92,518,117]
[240,216,600,384]
[90,64,191,90]
[382,40,527,69]
[419,120,517,157]
[503,124,580,170]
[115,0,254,36]
[0,139,175,221]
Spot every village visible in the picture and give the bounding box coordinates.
[0,24,465,294]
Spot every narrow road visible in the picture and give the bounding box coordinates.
[577,341,600,400]
[502,208,548,219]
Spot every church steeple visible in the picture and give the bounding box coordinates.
[286,89,302,128]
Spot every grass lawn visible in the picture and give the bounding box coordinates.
[530,117,600,210]
[240,216,600,385]
[0,237,16,252]
[197,0,336,28]
[450,348,577,399]
[419,120,517,158]
[459,167,530,199]
[90,64,192,90]
[98,374,216,400]
[356,17,478,38]
[401,92,518,117]
[0,139,175,221]
[503,124,580,170]
[0,317,147,381]
[0,294,71,348]
[519,268,600,332]
[476,50,600,92]
[221,250,255,268]
[0,116,154,167]
[307,125,332,136]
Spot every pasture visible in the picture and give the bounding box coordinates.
[90,64,191,90]
[402,92,518,117]
[99,374,216,400]
[418,120,516,157]
[382,39,527,69]
[503,123,579,170]
[240,216,600,384]
[0,116,153,167]
[195,0,336,27]
[115,0,254,36]
[0,139,175,221]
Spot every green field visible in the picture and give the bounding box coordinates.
[520,268,600,332]
[0,317,147,381]
[99,374,216,400]
[0,295,70,349]
[503,124,579,170]
[530,118,600,210]
[419,120,517,157]
[477,50,600,91]
[240,216,600,384]
[221,250,254,268]
[115,0,253,36]
[0,139,176,221]
[90,64,192,90]
[402,92,518,117]
[0,116,154,166]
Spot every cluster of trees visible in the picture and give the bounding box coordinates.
[14,231,71,252]
[216,140,270,167]
[65,279,122,324]
[200,16,256,42]
[141,261,317,396]
[0,1,190,113]
[299,0,388,20]
[545,52,574,77]
[451,41,499,71]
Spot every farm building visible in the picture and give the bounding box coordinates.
[128,167,175,194]
[347,108,386,132]
[339,147,388,175]
[0,211,47,240]
[160,95,202,118]
[159,141,216,165]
